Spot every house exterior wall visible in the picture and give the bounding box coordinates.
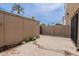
[65,3,79,47]
[0,10,39,47]
[41,25,70,37]
[65,3,79,26]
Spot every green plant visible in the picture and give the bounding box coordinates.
[29,37,36,41]
[23,38,29,42]
[55,23,63,25]
[35,36,40,39]
[32,16,35,20]
[23,37,36,43]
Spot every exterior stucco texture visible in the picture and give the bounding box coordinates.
[0,10,39,47]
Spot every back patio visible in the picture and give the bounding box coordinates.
[0,35,78,56]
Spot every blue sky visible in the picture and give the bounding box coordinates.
[0,3,65,25]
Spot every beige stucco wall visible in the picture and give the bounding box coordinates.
[4,13,24,45]
[65,3,79,47]
[65,3,79,26]
[0,13,4,47]
[0,10,39,47]
[65,3,79,39]
[24,19,39,39]
[42,25,70,37]
[32,21,39,37]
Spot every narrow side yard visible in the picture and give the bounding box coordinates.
[0,35,78,56]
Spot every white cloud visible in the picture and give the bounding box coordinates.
[32,3,64,13]
[22,3,64,24]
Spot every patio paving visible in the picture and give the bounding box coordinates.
[0,35,78,56]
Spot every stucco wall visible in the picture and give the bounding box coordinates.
[24,19,39,39]
[65,3,79,47]
[65,3,79,26]
[0,10,39,47]
[4,13,24,45]
[0,13,4,47]
[41,25,70,38]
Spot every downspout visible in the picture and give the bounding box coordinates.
[64,3,67,25]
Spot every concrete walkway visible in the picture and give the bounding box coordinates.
[0,35,78,56]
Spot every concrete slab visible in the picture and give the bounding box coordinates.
[0,35,78,56]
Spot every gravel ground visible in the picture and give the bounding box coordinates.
[0,35,78,56]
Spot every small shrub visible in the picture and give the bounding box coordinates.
[36,36,40,39]
[29,37,36,41]
[23,37,37,43]
[23,38,29,42]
